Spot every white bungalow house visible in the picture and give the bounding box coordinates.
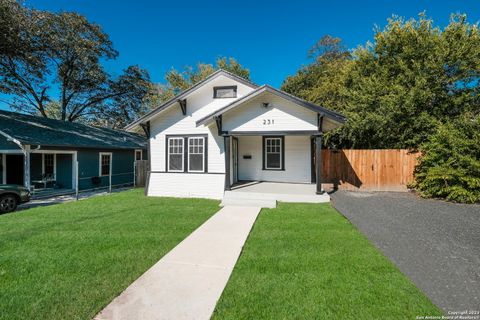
[126,70,345,206]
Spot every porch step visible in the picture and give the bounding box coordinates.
[221,191,277,208]
[222,185,331,209]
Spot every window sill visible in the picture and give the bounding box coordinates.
[262,168,285,171]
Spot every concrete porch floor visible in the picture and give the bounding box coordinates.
[222,181,330,208]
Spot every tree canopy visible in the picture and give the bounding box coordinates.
[0,0,154,127]
[282,13,480,149]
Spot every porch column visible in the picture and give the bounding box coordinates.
[23,146,31,190]
[1,153,6,184]
[224,135,231,191]
[315,134,323,194]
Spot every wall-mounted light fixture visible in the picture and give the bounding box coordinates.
[262,102,269,108]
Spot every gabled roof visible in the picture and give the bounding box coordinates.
[196,85,347,126]
[0,110,146,150]
[124,69,258,131]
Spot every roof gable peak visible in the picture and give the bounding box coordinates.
[125,69,258,131]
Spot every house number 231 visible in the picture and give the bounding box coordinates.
[263,119,274,125]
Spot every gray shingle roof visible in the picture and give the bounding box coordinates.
[0,110,146,150]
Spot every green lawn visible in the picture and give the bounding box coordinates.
[0,189,219,320]
[213,202,442,320]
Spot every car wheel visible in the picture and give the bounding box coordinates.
[0,195,17,213]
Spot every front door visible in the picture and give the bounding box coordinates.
[232,137,238,184]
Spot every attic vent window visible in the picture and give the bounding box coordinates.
[214,86,237,98]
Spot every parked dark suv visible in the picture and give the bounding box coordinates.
[0,185,31,213]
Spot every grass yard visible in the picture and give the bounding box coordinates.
[0,189,219,320]
[213,202,442,319]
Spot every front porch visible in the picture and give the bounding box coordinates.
[0,150,77,198]
[222,181,330,208]
[222,133,327,208]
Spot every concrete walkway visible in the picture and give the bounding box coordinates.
[95,205,261,320]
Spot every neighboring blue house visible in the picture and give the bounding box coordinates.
[0,110,147,195]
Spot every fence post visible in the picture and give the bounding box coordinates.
[133,161,136,187]
[75,161,79,200]
[109,171,112,193]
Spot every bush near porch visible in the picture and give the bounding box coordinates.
[213,203,442,319]
[0,189,219,320]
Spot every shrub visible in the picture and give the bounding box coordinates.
[413,116,480,203]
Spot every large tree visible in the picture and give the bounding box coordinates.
[155,57,250,104]
[282,14,480,149]
[281,36,352,147]
[0,0,154,126]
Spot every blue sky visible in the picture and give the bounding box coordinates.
[6,0,480,97]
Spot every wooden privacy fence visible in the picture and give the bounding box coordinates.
[135,160,149,187]
[321,149,420,192]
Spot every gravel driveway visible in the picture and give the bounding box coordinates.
[331,191,480,313]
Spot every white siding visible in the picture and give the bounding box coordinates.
[222,92,318,132]
[237,136,311,183]
[150,75,254,173]
[147,75,317,199]
[148,172,225,199]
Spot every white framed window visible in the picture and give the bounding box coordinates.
[188,137,205,172]
[264,137,283,170]
[167,137,184,172]
[99,152,112,176]
[135,149,142,161]
[43,153,56,177]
